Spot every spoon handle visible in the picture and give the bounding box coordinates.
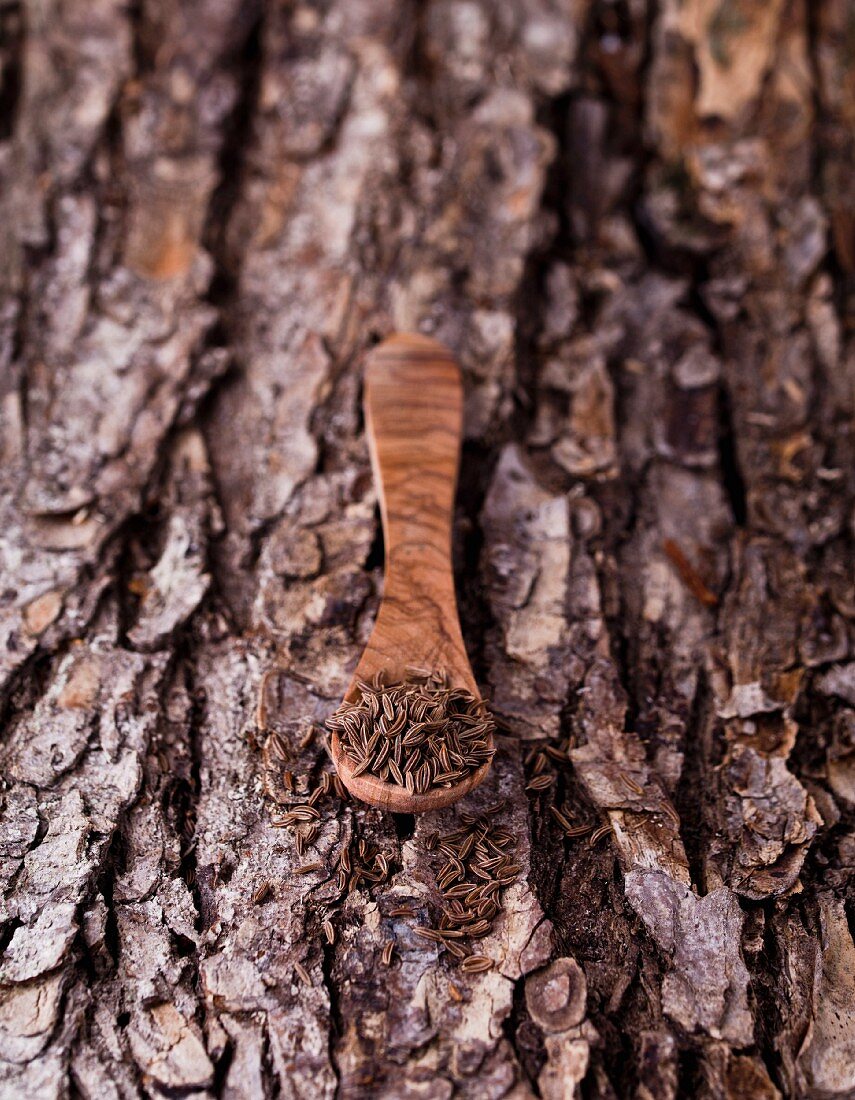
[361,334,472,686]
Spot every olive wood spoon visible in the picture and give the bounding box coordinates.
[330,334,493,813]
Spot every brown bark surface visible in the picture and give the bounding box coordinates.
[1,1,854,1097]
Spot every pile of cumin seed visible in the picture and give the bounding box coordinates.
[327,667,495,795]
[410,800,520,971]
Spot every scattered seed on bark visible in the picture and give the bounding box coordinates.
[295,862,324,875]
[460,955,494,974]
[619,772,644,795]
[252,881,273,904]
[591,823,613,843]
[525,774,554,791]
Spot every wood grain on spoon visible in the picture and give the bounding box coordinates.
[330,334,493,813]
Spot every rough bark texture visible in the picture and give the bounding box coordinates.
[0,1,854,1098]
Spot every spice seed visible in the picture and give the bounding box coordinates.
[327,668,495,795]
[413,927,444,943]
[549,805,574,831]
[295,862,324,875]
[618,772,644,795]
[543,746,570,764]
[660,801,681,828]
[460,955,494,974]
[525,774,554,791]
[252,881,272,904]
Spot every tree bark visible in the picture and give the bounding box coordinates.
[1,1,853,1097]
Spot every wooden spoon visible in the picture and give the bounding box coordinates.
[330,334,494,813]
